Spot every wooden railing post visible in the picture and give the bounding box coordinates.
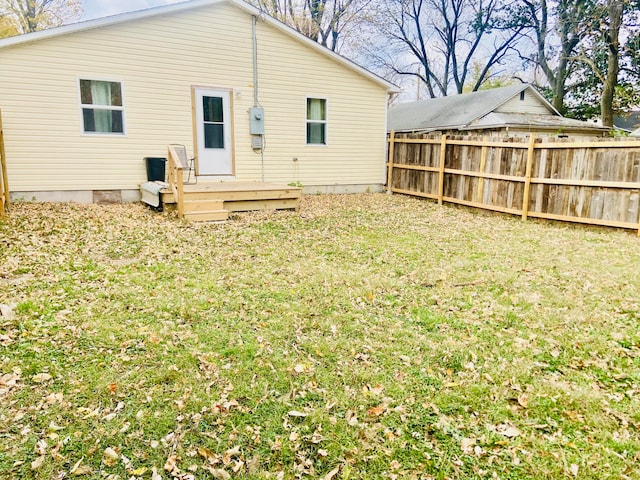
[167,145,185,219]
[387,130,396,194]
[521,134,536,220]
[437,135,447,205]
[0,109,9,217]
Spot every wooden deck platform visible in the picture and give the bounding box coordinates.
[161,181,302,222]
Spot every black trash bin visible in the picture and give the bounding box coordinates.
[145,157,167,182]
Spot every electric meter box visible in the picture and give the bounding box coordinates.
[249,107,265,135]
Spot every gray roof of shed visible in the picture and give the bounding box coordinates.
[467,112,610,133]
[614,112,640,131]
[387,84,610,133]
[387,84,545,132]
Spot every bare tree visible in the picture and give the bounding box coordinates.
[253,0,372,51]
[364,0,528,97]
[0,0,82,36]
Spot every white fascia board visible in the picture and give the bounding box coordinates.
[0,0,398,93]
[0,0,224,48]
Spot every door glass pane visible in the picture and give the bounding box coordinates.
[204,124,224,148]
[203,96,224,123]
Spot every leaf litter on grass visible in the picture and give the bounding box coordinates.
[0,195,639,479]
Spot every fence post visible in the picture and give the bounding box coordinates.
[438,135,447,205]
[0,109,9,217]
[637,199,640,237]
[521,134,536,221]
[387,130,396,194]
[476,136,489,204]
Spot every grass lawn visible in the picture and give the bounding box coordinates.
[0,193,639,480]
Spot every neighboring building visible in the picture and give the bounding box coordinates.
[0,0,396,203]
[632,128,640,138]
[387,84,610,137]
[614,111,640,132]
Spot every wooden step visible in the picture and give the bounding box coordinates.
[224,198,300,212]
[181,188,300,202]
[183,209,229,222]
[183,198,225,213]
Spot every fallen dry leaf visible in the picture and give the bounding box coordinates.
[70,459,92,476]
[31,373,52,383]
[323,466,340,479]
[498,425,521,438]
[366,405,385,417]
[287,410,308,417]
[151,466,163,480]
[570,464,579,476]
[0,304,15,320]
[30,455,45,470]
[345,409,358,426]
[205,467,231,479]
[198,446,219,464]
[517,394,529,408]
[164,454,178,472]
[34,439,47,456]
[461,437,476,454]
[225,446,241,457]
[102,447,119,467]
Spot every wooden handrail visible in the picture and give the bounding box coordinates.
[0,109,9,218]
[167,144,185,219]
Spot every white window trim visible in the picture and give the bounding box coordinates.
[78,77,127,136]
[305,97,328,146]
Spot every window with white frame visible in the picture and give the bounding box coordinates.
[306,98,327,145]
[80,79,125,134]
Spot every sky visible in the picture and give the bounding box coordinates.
[82,0,185,21]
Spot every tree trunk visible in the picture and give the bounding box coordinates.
[600,0,623,128]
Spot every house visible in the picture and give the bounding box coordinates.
[632,128,640,138]
[0,0,396,206]
[387,84,610,137]
[614,111,640,132]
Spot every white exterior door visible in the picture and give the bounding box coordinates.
[194,88,233,175]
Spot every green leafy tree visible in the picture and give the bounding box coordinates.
[0,0,82,37]
[568,0,640,124]
[0,12,18,37]
[516,0,598,114]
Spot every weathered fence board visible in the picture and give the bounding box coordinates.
[387,133,640,235]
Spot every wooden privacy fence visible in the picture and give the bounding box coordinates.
[387,132,640,235]
[0,109,9,218]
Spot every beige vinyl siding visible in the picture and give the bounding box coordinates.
[495,90,554,115]
[0,2,388,192]
[254,21,387,186]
